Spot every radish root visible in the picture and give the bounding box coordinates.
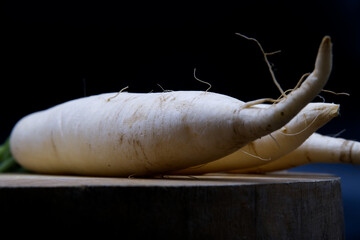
[9,35,345,177]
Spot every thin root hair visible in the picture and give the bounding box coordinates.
[193,68,212,92]
[157,84,173,92]
[235,33,285,98]
[316,94,326,103]
[240,149,272,161]
[107,86,129,102]
[276,73,311,102]
[279,111,321,136]
[294,73,311,91]
[127,173,137,179]
[266,50,282,56]
[241,98,281,109]
[321,89,350,96]
[269,133,281,149]
[331,129,346,138]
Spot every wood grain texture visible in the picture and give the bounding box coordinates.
[0,172,344,239]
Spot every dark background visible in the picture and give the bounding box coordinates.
[1,0,359,238]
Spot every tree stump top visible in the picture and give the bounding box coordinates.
[0,172,344,240]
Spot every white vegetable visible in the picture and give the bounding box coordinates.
[10,36,332,176]
[174,102,339,174]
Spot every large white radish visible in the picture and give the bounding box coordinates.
[10,36,332,176]
[174,102,339,174]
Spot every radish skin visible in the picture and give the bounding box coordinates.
[173,102,339,174]
[235,133,360,173]
[12,92,255,176]
[10,36,332,176]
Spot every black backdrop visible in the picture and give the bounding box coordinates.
[1,0,360,237]
[2,0,360,140]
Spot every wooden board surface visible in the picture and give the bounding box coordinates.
[0,171,340,187]
[0,172,345,239]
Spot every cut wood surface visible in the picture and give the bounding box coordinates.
[0,172,344,240]
[0,172,341,187]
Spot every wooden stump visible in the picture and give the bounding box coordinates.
[0,172,344,239]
